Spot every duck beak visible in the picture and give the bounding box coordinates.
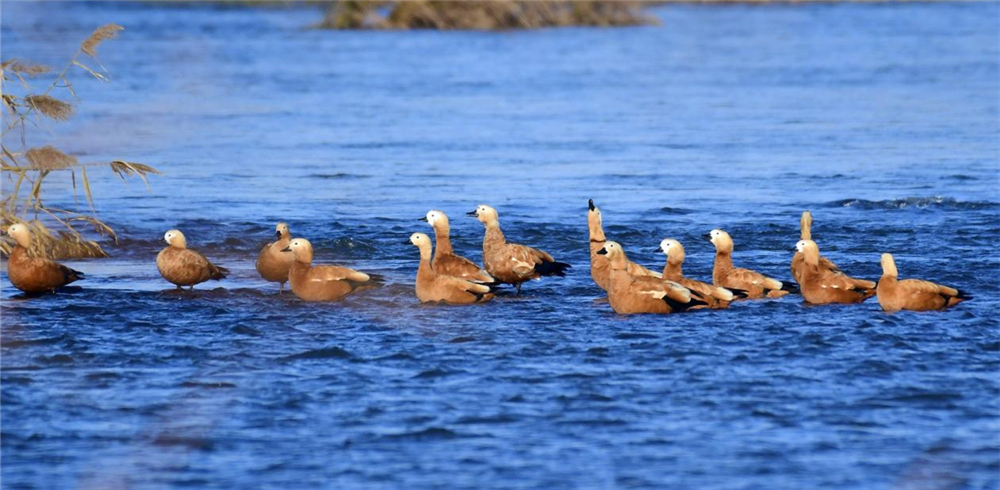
[652,247,663,254]
[466,210,478,217]
[702,233,712,240]
[275,230,282,238]
[280,247,292,253]
[596,247,608,255]
[588,199,596,211]
[417,217,428,222]
[402,240,413,245]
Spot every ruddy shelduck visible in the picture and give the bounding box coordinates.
[419,210,494,284]
[794,240,875,305]
[876,253,969,312]
[282,238,375,302]
[5,223,84,294]
[468,204,570,293]
[588,199,660,291]
[156,229,227,290]
[707,229,792,299]
[790,211,851,286]
[407,233,494,304]
[596,241,703,314]
[255,222,294,293]
[658,238,738,308]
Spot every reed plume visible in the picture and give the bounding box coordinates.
[81,24,124,57]
[1,23,158,259]
[25,95,74,121]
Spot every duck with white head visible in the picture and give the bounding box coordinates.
[156,229,228,290]
[5,223,84,294]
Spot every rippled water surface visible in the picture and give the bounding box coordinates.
[2,2,999,489]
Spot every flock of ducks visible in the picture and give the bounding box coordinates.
[4,200,970,313]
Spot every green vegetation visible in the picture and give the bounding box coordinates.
[318,1,659,30]
[2,24,160,259]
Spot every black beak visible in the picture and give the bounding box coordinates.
[702,233,712,240]
[588,199,596,211]
[403,240,413,245]
[596,247,608,255]
[466,210,478,217]
[275,230,282,238]
[280,247,292,252]
[652,247,663,254]
[417,217,428,222]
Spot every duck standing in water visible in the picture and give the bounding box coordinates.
[156,229,228,290]
[419,210,494,284]
[468,204,570,294]
[256,222,294,293]
[4,223,84,294]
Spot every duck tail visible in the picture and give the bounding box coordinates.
[536,261,571,277]
[728,288,750,299]
[210,264,229,281]
[64,267,85,283]
[663,295,708,313]
[780,282,800,294]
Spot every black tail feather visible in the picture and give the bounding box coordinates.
[63,267,85,283]
[210,265,229,280]
[663,295,708,313]
[728,288,750,299]
[537,261,571,277]
[780,282,800,294]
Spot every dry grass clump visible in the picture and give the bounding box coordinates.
[319,0,658,30]
[2,24,160,259]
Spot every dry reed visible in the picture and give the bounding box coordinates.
[2,23,159,259]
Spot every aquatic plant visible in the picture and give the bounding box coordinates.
[318,0,658,30]
[1,24,159,259]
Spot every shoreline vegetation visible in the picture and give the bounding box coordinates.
[318,1,659,30]
[137,1,977,31]
[1,24,159,260]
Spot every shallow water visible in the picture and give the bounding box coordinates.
[2,2,999,489]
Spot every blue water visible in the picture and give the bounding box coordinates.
[2,2,999,489]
